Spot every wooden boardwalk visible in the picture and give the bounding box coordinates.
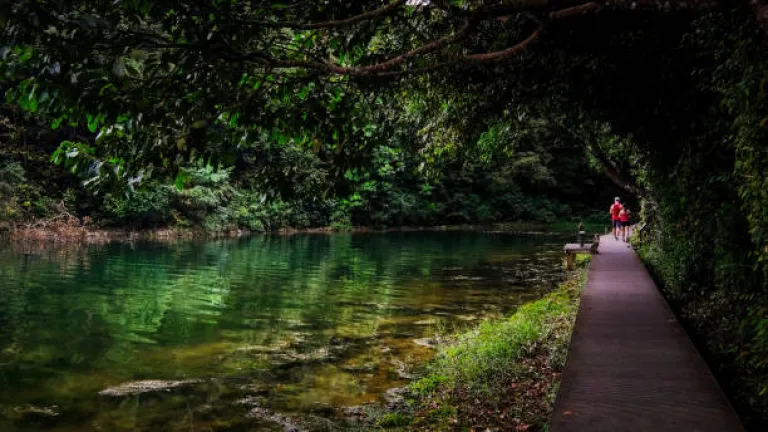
[549,236,743,431]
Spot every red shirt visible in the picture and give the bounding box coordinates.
[620,210,629,222]
[611,203,623,220]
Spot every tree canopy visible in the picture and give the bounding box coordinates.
[1,0,763,181]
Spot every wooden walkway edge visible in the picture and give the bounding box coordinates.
[549,235,744,431]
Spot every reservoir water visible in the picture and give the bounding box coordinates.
[0,231,568,430]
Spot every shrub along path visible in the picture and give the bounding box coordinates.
[549,236,743,431]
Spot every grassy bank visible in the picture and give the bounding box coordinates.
[369,256,589,431]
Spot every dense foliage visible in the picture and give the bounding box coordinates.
[538,8,768,427]
[2,0,767,429]
[0,95,616,231]
[632,14,768,424]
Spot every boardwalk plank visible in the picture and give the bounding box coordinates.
[549,236,743,432]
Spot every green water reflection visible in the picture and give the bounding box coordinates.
[0,231,566,431]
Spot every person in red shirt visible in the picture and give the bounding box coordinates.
[619,207,631,242]
[609,197,623,240]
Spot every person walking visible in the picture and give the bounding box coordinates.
[619,207,631,242]
[610,197,623,240]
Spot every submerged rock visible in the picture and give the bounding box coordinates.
[413,337,437,348]
[235,395,267,407]
[382,387,409,410]
[390,360,417,379]
[448,275,486,281]
[340,362,377,373]
[338,405,375,427]
[229,337,359,371]
[247,407,306,432]
[328,335,353,346]
[235,384,338,431]
[237,383,270,395]
[342,405,368,418]
[236,345,287,354]
[268,347,333,366]
[413,318,437,325]
[98,379,203,397]
[12,405,60,419]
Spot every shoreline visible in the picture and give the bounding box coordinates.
[2,220,602,245]
[345,256,590,431]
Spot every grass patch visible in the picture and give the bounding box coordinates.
[376,412,413,428]
[403,258,590,431]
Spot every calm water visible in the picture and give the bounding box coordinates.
[0,231,567,431]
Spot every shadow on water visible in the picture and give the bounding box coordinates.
[0,230,571,431]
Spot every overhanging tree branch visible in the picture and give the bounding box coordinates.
[239,0,725,76]
[374,26,543,76]
[586,140,646,197]
[238,0,407,30]
[18,0,744,82]
[216,18,477,76]
[556,121,647,197]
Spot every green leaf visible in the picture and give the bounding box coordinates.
[174,172,187,190]
[87,114,99,133]
[51,116,64,130]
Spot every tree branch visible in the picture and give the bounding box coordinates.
[110,0,732,78]
[549,2,602,20]
[588,141,646,197]
[259,0,722,76]
[556,121,646,197]
[239,0,407,30]
[463,27,543,62]
[239,18,476,76]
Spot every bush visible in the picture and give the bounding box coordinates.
[0,162,26,221]
[102,185,173,227]
[329,206,353,231]
[0,162,61,222]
